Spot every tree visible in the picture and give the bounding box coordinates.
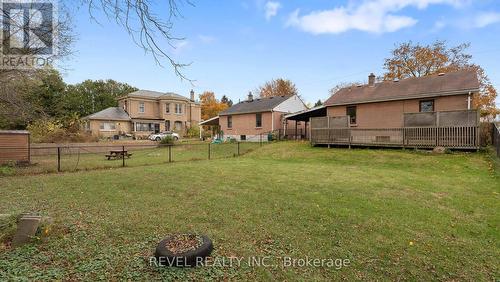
[221,95,233,107]
[199,91,229,121]
[62,79,138,117]
[329,82,361,96]
[314,99,323,107]
[258,78,298,98]
[80,0,193,80]
[0,68,66,129]
[383,40,498,119]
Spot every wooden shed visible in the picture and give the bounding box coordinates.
[0,130,30,165]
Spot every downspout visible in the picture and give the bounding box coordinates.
[467,91,472,110]
[271,110,274,131]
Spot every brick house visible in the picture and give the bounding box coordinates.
[84,90,201,138]
[286,70,481,149]
[324,70,479,128]
[201,92,307,141]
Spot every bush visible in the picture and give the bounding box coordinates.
[479,122,493,147]
[186,125,200,138]
[160,135,175,145]
[27,118,97,143]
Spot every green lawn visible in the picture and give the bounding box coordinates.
[0,142,499,280]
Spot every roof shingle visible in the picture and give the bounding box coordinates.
[125,90,190,101]
[84,107,131,121]
[325,70,479,106]
[220,96,290,115]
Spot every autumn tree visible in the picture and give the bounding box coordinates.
[258,78,298,98]
[383,40,498,120]
[199,91,229,121]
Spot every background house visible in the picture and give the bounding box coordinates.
[84,90,201,138]
[201,93,307,141]
[286,70,481,149]
[324,70,479,128]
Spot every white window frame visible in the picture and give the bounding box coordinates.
[139,101,145,113]
[165,103,170,113]
[99,122,116,131]
[175,103,183,114]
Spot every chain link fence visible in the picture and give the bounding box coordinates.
[1,141,265,176]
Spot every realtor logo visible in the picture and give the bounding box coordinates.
[0,0,57,69]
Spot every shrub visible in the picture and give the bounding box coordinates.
[479,122,493,147]
[186,125,200,138]
[160,135,175,145]
[27,118,97,143]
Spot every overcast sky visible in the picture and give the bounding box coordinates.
[63,0,500,106]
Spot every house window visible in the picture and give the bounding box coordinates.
[84,121,90,131]
[165,120,171,131]
[139,102,145,113]
[99,122,116,131]
[174,121,183,131]
[165,103,170,113]
[240,135,246,141]
[136,123,155,131]
[227,116,232,129]
[419,100,434,112]
[256,113,262,128]
[175,104,183,114]
[346,106,357,125]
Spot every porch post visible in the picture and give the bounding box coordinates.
[295,121,298,140]
[305,121,308,140]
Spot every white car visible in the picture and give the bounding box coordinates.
[149,131,180,142]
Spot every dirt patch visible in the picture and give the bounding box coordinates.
[164,234,203,254]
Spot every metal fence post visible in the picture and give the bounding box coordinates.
[348,128,351,149]
[208,143,211,160]
[260,134,262,146]
[122,146,125,167]
[57,146,61,172]
[237,142,240,156]
[168,145,172,162]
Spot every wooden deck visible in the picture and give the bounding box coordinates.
[311,126,479,149]
[310,111,480,150]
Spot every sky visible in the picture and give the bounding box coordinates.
[62,0,500,106]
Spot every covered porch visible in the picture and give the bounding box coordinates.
[284,106,327,140]
[199,116,221,140]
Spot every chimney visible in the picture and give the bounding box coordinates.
[190,89,195,101]
[368,73,375,86]
[247,91,253,102]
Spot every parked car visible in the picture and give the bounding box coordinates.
[149,132,180,141]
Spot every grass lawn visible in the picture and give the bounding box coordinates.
[0,142,499,280]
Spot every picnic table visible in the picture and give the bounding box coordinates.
[105,150,133,160]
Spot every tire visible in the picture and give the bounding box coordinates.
[155,137,161,142]
[154,235,213,267]
[174,136,179,141]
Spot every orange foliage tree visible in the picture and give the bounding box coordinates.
[383,40,498,120]
[199,91,229,121]
[258,78,298,98]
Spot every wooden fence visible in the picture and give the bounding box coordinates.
[0,130,30,164]
[310,111,480,149]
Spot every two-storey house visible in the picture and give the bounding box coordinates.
[84,90,201,138]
